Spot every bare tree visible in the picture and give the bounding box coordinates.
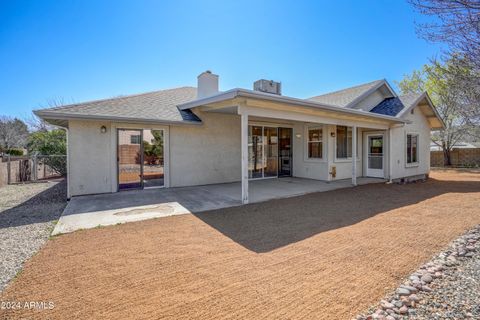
[409,0,480,68]
[25,97,72,132]
[0,116,30,152]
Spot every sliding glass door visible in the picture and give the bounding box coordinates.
[117,129,165,190]
[118,129,143,190]
[142,129,164,188]
[248,125,284,179]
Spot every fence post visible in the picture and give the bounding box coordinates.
[32,154,37,181]
[7,155,11,184]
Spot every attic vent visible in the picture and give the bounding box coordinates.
[253,79,282,95]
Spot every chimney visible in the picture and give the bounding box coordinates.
[197,70,219,99]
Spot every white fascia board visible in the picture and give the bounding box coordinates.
[397,92,446,129]
[34,110,203,126]
[178,88,406,124]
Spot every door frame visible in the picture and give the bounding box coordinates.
[115,126,168,191]
[247,123,293,180]
[363,132,385,178]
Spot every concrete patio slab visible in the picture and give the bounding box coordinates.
[52,177,385,235]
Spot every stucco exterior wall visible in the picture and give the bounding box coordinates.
[68,120,113,196]
[169,110,241,187]
[292,123,330,180]
[390,107,431,180]
[292,124,364,181]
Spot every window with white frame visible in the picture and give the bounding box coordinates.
[406,133,419,164]
[336,126,353,159]
[307,127,322,159]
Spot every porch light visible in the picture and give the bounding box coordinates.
[330,132,335,137]
[295,133,301,138]
[100,125,107,134]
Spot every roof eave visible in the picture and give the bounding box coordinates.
[178,88,406,124]
[34,110,203,126]
[396,92,446,130]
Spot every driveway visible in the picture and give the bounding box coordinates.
[1,170,479,319]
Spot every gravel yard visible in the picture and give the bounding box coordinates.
[410,227,480,320]
[0,180,67,292]
[1,170,479,319]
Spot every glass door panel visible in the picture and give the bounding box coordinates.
[118,129,142,190]
[264,127,278,177]
[248,126,263,178]
[366,134,384,178]
[142,129,164,188]
[278,128,292,177]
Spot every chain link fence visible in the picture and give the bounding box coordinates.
[0,154,66,186]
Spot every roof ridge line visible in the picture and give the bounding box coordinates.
[307,79,384,99]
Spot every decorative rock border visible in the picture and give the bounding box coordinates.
[355,225,480,320]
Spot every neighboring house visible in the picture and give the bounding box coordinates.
[35,71,444,202]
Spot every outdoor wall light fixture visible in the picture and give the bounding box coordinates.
[295,133,302,138]
[100,125,107,133]
[330,132,335,137]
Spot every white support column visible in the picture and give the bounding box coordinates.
[388,127,393,182]
[240,111,249,204]
[352,125,357,186]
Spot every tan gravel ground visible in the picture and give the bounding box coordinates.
[1,170,479,320]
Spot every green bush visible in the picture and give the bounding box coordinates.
[5,149,23,156]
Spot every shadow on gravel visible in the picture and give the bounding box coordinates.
[0,180,67,229]
[194,178,480,253]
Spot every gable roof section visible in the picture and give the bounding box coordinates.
[34,87,201,126]
[369,93,422,116]
[307,79,392,108]
[370,92,445,129]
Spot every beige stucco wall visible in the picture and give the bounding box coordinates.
[169,110,241,187]
[68,120,113,196]
[292,124,364,181]
[390,107,431,180]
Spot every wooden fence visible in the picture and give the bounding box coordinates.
[431,148,480,167]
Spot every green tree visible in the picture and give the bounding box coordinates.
[397,60,473,166]
[27,129,67,175]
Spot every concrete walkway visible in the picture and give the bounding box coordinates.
[52,177,384,235]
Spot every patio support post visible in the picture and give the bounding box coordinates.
[352,125,357,186]
[240,111,249,204]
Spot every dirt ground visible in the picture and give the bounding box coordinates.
[1,170,479,320]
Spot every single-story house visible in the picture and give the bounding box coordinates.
[35,71,444,203]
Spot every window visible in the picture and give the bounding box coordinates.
[336,126,353,159]
[307,127,322,159]
[406,134,419,164]
[130,134,141,144]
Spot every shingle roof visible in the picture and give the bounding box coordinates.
[307,80,384,108]
[35,87,201,123]
[370,93,423,116]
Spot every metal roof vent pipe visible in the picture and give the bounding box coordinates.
[197,70,219,99]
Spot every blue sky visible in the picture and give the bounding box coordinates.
[0,0,442,118]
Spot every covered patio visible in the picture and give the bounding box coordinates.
[52,176,385,235]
